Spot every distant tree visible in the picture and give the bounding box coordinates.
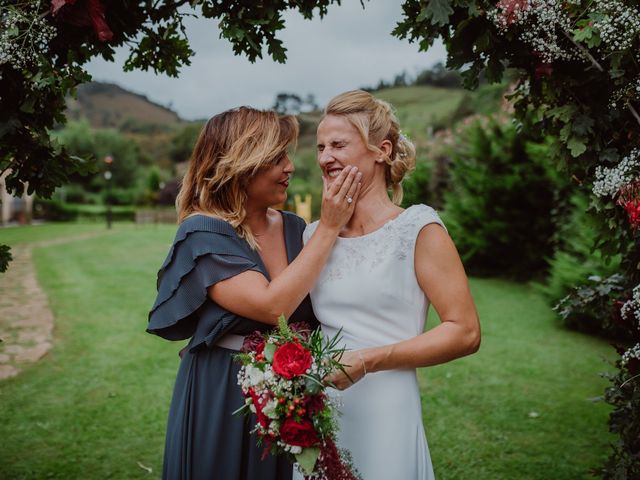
[273,92,320,115]
[273,93,304,115]
[393,71,409,87]
[375,79,390,91]
[414,63,461,88]
[170,122,204,164]
[304,93,319,112]
[54,120,140,192]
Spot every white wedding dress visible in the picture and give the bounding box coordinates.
[295,204,444,480]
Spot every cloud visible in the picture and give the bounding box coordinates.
[86,2,446,120]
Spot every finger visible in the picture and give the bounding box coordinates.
[351,181,362,204]
[336,167,359,200]
[344,173,362,203]
[321,175,328,196]
[327,166,353,196]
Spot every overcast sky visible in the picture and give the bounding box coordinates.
[86,2,447,121]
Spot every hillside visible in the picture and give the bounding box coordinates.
[66,82,183,130]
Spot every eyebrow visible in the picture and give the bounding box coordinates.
[317,139,348,147]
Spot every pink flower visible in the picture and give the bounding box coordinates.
[617,181,640,230]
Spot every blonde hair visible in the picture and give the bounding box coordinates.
[323,90,416,204]
[176,107,299,249]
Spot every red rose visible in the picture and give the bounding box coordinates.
[279,418,320,447]
[248,387,269,428]
[272,341,312,379]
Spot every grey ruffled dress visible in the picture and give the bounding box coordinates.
[148,212,317,480]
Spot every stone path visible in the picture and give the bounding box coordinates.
[0,232,109,380]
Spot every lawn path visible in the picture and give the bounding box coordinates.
[0,231,115,380]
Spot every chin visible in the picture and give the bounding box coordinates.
[273,192,287,205]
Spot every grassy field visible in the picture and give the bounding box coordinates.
[0,223,615,479]
[375,85,466,139]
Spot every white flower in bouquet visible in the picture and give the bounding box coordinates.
[262,399,280,420]
[245,365,265,387]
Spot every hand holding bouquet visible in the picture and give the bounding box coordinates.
[235,316,360,479]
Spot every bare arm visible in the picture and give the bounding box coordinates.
[208,166,362,325]
[328,223,481,389]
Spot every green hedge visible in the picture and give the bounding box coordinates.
[442,117,560,279]
[34,200,136,222]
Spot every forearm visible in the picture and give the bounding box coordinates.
[362,320,480,373]
[258,222,339,321]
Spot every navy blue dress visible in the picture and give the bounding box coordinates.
[148,212,316,480]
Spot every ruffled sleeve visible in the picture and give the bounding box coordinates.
[147,216,260,341]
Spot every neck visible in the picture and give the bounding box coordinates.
[346,180,400,234]
[244,201,271,235]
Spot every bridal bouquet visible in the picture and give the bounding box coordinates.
[235,316,361,480]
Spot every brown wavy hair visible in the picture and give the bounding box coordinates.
[177,107,299,248]
[324,90,416,205]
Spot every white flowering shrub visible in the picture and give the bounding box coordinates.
[0,3,56,70]
[592,0,640,53]
[620,284,640,327]
[621,343,640,367]
[592,149,640,198]
[490,0,582,63]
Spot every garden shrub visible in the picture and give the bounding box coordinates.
[553,273,626,338]
[402,156,433,208]
[538,190,621,307]
[443,116,560,279]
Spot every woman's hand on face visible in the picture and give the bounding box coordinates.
[324,350,366,390]
[319,166,362,231]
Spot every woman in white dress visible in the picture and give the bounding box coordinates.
[299,90,481,480]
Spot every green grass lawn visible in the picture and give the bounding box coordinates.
[0,223,616,479]
[1,222,107,247]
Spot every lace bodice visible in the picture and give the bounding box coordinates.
[303,204,446,349]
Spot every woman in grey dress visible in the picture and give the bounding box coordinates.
[147,107,361,480]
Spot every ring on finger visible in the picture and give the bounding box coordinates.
[346,196,353,204]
